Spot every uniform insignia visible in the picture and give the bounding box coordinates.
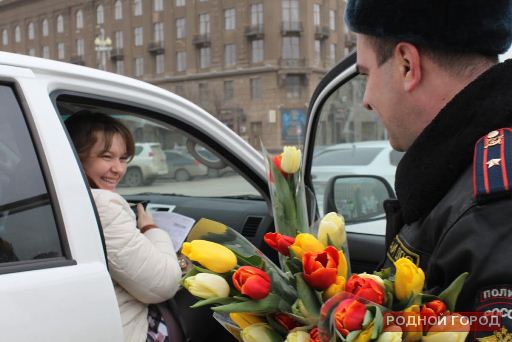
[387,235,420,266]
[477,326,512,342]
[473,128,512,199]
[472,285,512,341]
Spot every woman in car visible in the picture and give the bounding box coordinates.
[65,112,181,342]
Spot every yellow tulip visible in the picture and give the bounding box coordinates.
[376,330,403,342]
[338,251,348,279]
[318,212,346,249]
[181,240,237,273]
[285,330,310,342]
[394,258,425,301]
[323,275,346,301]
[289,233,325,259]
[183,273,230,299]
[241,323,281,342]
[229,313,265,329]
[280,146,301,174]
[354,322,373,342]
[422,314,469,342]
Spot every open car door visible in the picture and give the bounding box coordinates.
[303,53,403,274]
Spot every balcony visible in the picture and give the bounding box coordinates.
[315,25,330,40]
[279,58,306,68]
[69,55,85,65]
[147,41,165,54]
[110,48,124,61]
[281,21,303,35]
[244,24,264,39]
[192,34,211,47]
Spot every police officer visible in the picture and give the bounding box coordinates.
[345,0,512,339]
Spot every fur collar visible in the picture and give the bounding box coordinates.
[395,59,512,224]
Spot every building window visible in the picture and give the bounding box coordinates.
[115,31,123,48]
[155,54,164,74]
[76,38,84,56]
[134,27,143,46]
[116,60,124,74]
[154,0,163,11]
[199,13,210,35]
[251,39,263,63]
[314,40,321,65]
[57,15,64,33]
[224,80,234,101]
[154,22,164,42]
[251,3,263,25]
[224,44,236,66]
[176,0,185,6]
[330,43,336,65]
[314,4,320,26]
[58,42,65,59]
[114,0,123,20]
[199,47,210,68]
[28,48,36,56]
[76,10,83,29]
[42,45,50,59]
[134,57,144,76]
[27,22,34,40]
[199,83,209,107]
[14,26,21,43]
[224,8,235,30]
[176,51,186,72]
[176,18,186,39]
[42,19,49,37]
[250,78,261,99]
[282,36,300,59]
[97,5,104,25]
[282,0,299,23]
[329,10,336,30]
[286,75,301,98]
[2,29,8,46]
[134,0,142,16]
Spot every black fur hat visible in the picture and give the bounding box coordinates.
[345,0,512,56]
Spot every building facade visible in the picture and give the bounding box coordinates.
[0,0,351,150]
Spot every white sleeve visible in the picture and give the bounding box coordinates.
[93,190,181,304]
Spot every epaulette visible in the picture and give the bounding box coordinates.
[473,128,512,201]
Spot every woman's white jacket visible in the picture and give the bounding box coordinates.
[92,189,181,342]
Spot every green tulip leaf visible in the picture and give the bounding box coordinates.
[266,266,298,304]
[212,293,291,314]
[438,272,469,312]
[345,330,362,342]
[190,296,238,308]
[232,250,264,268]
[374,267,393,280]
[369,305,383,339]
[295,273,321,320]
[362,308,374,328]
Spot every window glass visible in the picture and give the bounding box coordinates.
[114,0,123,20]
[155,54,165,74]
[313,148,382,166]
[199,13,210,35]
[97,5,104,25]
[251,39,263,63]
[2,29,8,46]
[14,25,20,43]
[224,44,236,66]
[154,0,163,12]
[224,8,235,30]
[57,15,64,33]
[176,51,187,72]
[0,85,63,263]
[27,22,34,40]
[176,18,186,39]
[76,10,83,29]
[199,47,210,68]
[57,42,65,60]
[42,19,49,37]
[57,96,260,198]
[134,0,142,16]
[134,27,143,46]
[250,4,263,26]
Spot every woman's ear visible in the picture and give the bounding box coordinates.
[394,42,422,92]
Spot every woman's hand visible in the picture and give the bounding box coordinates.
[136,203,155,229]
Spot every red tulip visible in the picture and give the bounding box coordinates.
[274,312,300,331]
[264,232,295,256]
[232,266,271,300]
[421,299,448,331]
[309,327,321,342]
[302,246,339,290]
[334,298,367,337]
[345,274,385,305]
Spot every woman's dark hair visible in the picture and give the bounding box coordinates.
[65,111,135,164]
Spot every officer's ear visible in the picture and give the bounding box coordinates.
[394,42,422,92]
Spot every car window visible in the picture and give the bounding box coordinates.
[56,95,260,198]
[313,147,383,166]
[0,85,63,264]
[310,74,397,234]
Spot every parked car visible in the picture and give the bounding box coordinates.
[164,150,208,181]
[0,51,393,340]
[195,147,234,177]
[123,142,168,187]
[311,140,404,214]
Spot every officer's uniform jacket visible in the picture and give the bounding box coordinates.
[384,59,512,340]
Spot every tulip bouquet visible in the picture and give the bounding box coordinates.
[180,146,470,342]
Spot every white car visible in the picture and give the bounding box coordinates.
[123,142,168,187]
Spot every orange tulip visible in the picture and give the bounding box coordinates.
[334,298,367,337]
[302,246,339,290]
[264,232,295,256]
[346,274,385,305]
[232,266,271,300]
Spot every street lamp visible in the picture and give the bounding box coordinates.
[94,28,112,71]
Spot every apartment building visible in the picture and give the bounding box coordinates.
[0,0,351,150]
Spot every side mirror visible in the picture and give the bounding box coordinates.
[323,175,395,224]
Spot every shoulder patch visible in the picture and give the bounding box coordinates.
[473,128,512,201]
[471,285,512,341]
